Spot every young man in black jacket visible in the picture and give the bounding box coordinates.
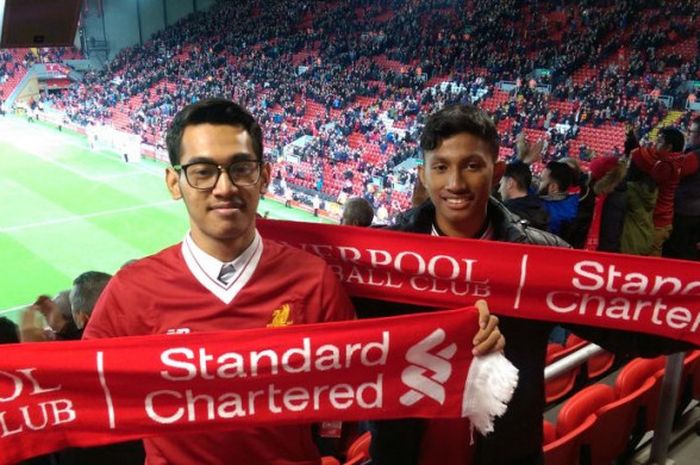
[356,104,690,465]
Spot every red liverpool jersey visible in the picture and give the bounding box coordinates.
[84,237,356,465]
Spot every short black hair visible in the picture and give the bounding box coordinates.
[0,317,19,344]
[166,98,263,166]
[420,105,499,159]
[342,197,375,226]
[658,127,685,152]
[546,161,574,191]
[503,161,533,191]
[71,271,112,315]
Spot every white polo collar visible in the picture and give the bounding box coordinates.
[181,230,263,304]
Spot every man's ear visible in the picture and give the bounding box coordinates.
[259,162,272,194]
[417,164,426,187]
[165,168,182,200]
[492,160,506,187]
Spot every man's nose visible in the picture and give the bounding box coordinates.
[212,168,238,195]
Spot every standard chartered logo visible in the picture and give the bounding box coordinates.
[400,329,456,406]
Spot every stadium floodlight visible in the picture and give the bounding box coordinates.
[0,0,81,48]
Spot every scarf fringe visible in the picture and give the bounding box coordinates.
[462,352,519,435]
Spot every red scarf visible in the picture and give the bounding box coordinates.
[584,193,607,251]
[1,308,518,464]
[258,219,700,345]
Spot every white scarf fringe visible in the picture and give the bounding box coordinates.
[462,352,519,435]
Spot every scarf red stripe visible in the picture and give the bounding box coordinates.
[1,309,479,464]
[258,219,700,345]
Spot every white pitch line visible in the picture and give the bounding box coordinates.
[1,199,177,233]
[0,304,30,315]
[93,171,152,181]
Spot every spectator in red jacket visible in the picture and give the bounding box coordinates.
[630,127,699,256]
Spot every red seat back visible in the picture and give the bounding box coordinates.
[614,357,666,398]
[557,384,615,437]
[543,415,597,465]
[589,377,656,465]
[543,420,557,445]
[615,356,666,430]
[546,343,582,404]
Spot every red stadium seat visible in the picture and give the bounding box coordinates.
[556,384,615,437]
[543,420,557,445]
[543,414,597,465]
[322,456,341,465]
[614,356,666,431]
[589,377,656,465]
[545,343,582,404]
[544,385,615,465]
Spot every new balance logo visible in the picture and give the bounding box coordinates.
[400,329,456,407]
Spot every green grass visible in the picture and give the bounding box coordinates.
[0,116,327,323]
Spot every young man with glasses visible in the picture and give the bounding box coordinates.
[82,99,357,465]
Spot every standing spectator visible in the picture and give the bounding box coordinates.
[631,127,697,256]
[665,115,700,260]
[538,161,579,237]
[584,156,628,252]
[83,99,357,465]
[358,105,689,465]
[499,161,549,230]
[312,193,321,216]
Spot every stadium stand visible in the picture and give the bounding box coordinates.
[0,0,690,220]
[1,1,700,462]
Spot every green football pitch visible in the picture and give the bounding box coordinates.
[0,115,328,324]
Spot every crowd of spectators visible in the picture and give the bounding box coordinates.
[23,0,699,218]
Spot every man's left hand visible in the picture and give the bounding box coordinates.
[473,299,506,355]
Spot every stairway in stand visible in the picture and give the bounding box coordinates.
[648,110,684,141]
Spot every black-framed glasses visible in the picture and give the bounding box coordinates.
[174,160,263,190]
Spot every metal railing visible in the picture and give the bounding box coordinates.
[543,343,688,464]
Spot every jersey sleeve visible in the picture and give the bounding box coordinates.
[318,263,356,323]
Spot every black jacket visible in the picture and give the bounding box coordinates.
[503,194,550,232]
[355,198,691,465]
